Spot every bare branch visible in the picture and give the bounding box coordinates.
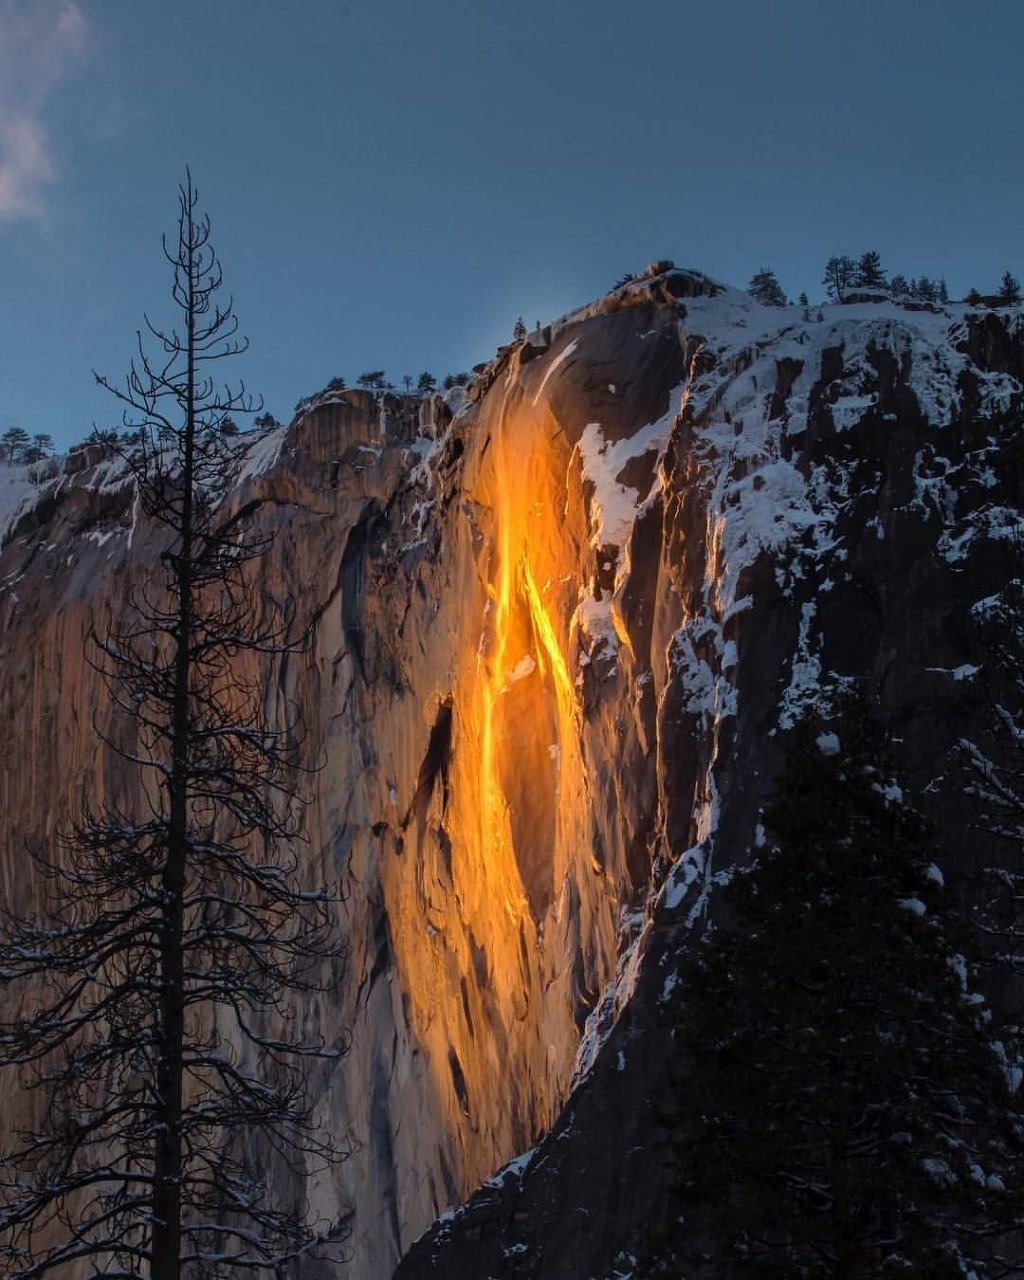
[0,170,348,1279]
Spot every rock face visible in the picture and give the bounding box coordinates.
[1,270,1022,1279]
[392,283,1024,1276]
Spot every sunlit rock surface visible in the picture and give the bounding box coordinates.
[1,269,1021,1278]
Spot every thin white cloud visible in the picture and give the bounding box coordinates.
[0,0,89,222]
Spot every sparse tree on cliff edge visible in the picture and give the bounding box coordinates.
[822,254,856,303]
[914,275,938,304]
[0,172,349,1279]
[998,271,1022,305]
[854,249,887,289]
[748,267,787,307]
[1,425,29,463]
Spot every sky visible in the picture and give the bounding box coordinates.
[1,0,1022,450]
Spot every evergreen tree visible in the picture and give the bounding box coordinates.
[914,276,937,304]
[649,710,1023,1279]
[855,250,887,289]
[1,425,29,463]
[998,271,1022,305]
[0,172,349,1280]
[748,267,787,307]
[890,273,910,298]
[513,316,528,341]
[822,255,856,303]
[417,371,437,394]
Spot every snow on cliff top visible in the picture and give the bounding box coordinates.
[681,286,1002,429]
[0,466,37,529]
[0,427,288,549]
[0,463,60,544]
[596,282,1018,950]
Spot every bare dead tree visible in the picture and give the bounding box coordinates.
[821,253,856,303]
[0,172,349,1279]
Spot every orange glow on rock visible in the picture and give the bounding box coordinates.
[474,400,587,923]
[379,362,618,1200]
[521,556,577,720]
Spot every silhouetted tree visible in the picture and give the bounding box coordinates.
[890,273,910,298]
[648,709,1023,1278]
[1,425,29,463]
[748,267,787,307]
[822,254,856,302]
[0,171,349,1280]
[855,250,886,289]
[416,371,437,394]
[7,429,55,463]
[914,276,938,304]
[998,271,1022,305]
[513,317,527,341]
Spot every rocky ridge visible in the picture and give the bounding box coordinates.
[0,267,1021,1278]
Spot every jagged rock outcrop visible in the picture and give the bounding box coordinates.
[1,268,1021,1279]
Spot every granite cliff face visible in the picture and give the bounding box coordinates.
[1,268,1021,1278]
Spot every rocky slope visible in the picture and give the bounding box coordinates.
[393,275,1024,1276]
[1,266,1021,1279]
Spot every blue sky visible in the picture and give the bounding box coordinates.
[2,0,1022,448]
